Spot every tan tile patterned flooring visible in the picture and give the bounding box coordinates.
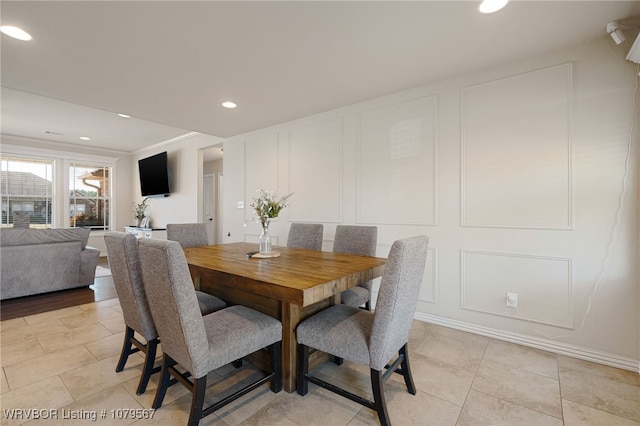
[1,298,639,425]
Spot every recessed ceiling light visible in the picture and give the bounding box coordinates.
[0,25,32,41]
[479,0,509,14]
[117,113,131,118]
[79,136,91,141]
[222,101,237,109]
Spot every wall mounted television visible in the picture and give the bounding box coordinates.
[138,151,171,197]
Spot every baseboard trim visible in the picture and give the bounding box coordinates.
[414,312,639,374]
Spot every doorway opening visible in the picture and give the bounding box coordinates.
[202,144,223,244]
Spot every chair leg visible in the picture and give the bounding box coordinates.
[151,354,174,409]
[188,376,207,426]
[297,343,309,396]
[115,326,135,372]
[270,341,282,393]
[136,337,159,395]
[370,369,391,426]
[399,344,416,395]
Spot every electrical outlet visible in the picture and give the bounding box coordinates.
[506,292,518,308]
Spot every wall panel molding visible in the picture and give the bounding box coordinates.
[461,249,573,328]
[357,96,438,225]
[288,119,343,223]
[418,247,439,303]
[461,64,573,230]
[244,133,279,223]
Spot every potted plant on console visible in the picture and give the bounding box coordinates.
[133,197,149,228]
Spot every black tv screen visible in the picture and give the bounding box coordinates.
[138,151,171,197]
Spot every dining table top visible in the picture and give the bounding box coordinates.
[183,242,387,307]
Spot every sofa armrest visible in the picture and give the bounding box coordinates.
[79,246,100,285]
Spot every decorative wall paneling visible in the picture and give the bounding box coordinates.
[461,64,573,230]
[418,247,438,303]
[244,133,280,216]
[357,96,438,225]
[461,250,573,328]
[224,38,638,371]
[243,133,280,244]
[288,119,343,223]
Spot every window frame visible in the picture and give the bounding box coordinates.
[1,154,56,229]
[67,160,113,231]
[1,144,118,233]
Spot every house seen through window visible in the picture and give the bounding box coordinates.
[1,156,54,228]
[1,155,112,230]
[69,162,111,230]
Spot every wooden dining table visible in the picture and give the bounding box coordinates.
[183,242,387,393]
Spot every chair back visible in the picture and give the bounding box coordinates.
[138,238,209,378]
[166,223,209,248]
[333,225,377,289]
[370,235,428,370]
[333,225,377,257]
[104,232,157,340]
[287,223,323,250]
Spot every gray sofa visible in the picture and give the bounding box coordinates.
[1,228,100,300]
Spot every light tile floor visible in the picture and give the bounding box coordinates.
[1,298,639,425]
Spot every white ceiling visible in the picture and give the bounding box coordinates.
[1,1,639,155]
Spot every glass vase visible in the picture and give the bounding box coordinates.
[259,220,272,254]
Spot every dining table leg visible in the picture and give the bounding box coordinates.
[280,296,338,392]
[281,302,301,393]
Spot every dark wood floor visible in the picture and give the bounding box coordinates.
[1,260,117,321]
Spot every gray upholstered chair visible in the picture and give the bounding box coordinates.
[104,232,226,395]
[296,235,429,426]
[286,223,323,250]
[137,238,282,425]
[166,223,209,248]
[334,225,378,311]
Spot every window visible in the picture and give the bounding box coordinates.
[1,147,116,231]
[1,156,54,228]
[69,162,111,230]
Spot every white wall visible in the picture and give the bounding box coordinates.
[222,37,639,371]
[130,133,224,230]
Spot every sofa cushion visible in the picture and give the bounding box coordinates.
[1,228,90,249]
[1,241,82,299]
